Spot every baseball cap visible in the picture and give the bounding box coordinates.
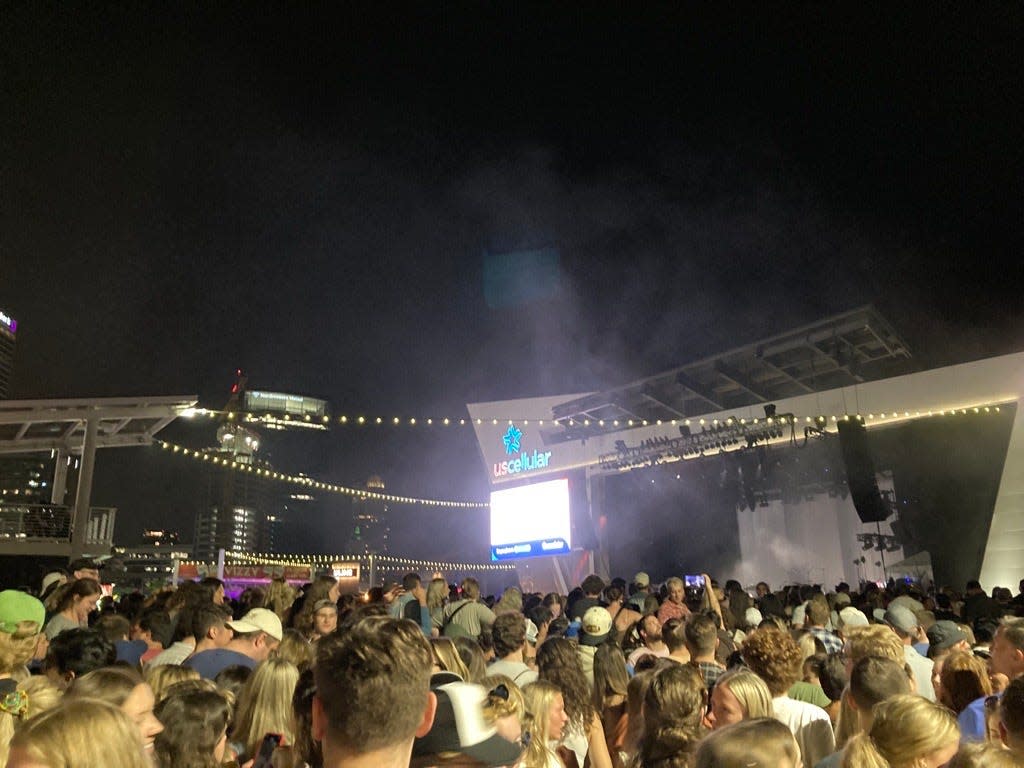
[226,608,284,642]
[413,682,524,767]
[579,606,613,647]
[833,592,852,608]
[744,607,763,628]
[883,606,919,635]
[40,572,67,595]
[0,590,46,633]
[927,620,968,651]
[524,619,539,645]
[633,572,651,587]
[838,606,869,629]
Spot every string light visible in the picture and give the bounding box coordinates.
[191,551,518,572]
[157,441,489,509]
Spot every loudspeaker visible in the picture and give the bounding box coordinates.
[837,419,891,523]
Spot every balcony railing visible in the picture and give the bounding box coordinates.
[0,503,116,549]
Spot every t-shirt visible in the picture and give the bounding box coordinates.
[147,640,195,668]
[570,597,602,622]
[441,600,496,638]
[43,613,82,640]
[773,695,836,767]
[657,600,689,625]
[488,658,538,686]
[903,645,935,701]
[183,648,256,679]
[958,694,991,743]
[626,644,669,669]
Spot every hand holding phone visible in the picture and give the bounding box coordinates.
[253,733,283,768]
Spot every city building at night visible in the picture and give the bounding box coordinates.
[0,309,17,399]
[346,476,390,554]
[110,528,191,591]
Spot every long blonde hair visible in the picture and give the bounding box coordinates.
[841,694,959,768]
[713,668,773,720]
[0,676,62,766]
[145,664,200,703]
[431,637,471,680]
[521,680,566,768]
[9,698,151,768]
[231,657,299,759]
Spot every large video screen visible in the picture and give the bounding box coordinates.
[490,477,573,561]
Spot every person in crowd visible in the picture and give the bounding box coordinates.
[841,694,959,768]
[696,717,801,768]
[291,575,340,637]
[312,616,436,768]
[231,657,300,763]
[570,575,606,621]
[816,654,850,728]
[843,624,906,672]
[741,624,835,766]
[578,606,614,687]
[949,742,1024,768]
[662,618,691,665]
[154,685,234,768]
[432,636,472,680]
[543,592,567,621]
[199,576,226,606]
[453,635,489,683]
[627,614,670,669]
[805,599,843,655]
[265,577,298,624]
[425,577,450,632]
[636,663,706,768]
[604,585,643,641]
[93,612,147,666]
[818,655,912,768]
[488,612,538,685]
[42,626,115,690]
[131,608,173,664]
[537,636,612,768]
[39,571,67,607]
[65,665,164,757]
[656,577,690,625]
[1000,676,1024,753]
[883,605,935,700]
[627,573,651,612]
[963,580,1003,627]
[308,598,338,642]
[521,680,571,768]
[991,617,1024,681]
[7,699,152,768]
[937,649,993,742]
[441,577,497,639]
[389,573,424,620]
[592,643,630,768]
[145,663,200,702]
[68,558,101,582]
[276,627,314,670]
[494,586,524,616]
[480,674,527,746]
[43,577,102,640]
[185,607,283,679]
[411,680,524,768]
[705,667,774,731]
[686,612,726,690]
[755,582,785,619]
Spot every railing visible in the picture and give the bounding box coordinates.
[0,503,116,547]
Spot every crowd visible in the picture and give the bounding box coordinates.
[2,557,1024,768]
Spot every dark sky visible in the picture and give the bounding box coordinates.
[2,4,1022,557]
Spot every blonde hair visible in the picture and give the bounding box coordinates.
[275,628,314,672]
[521,680,566,768]
[427,578,449,612]
[480,674,525,725]
[844,625,904,666]
[841,694,958,768]
[696,717,798,768]
[231,657,299,759]
[0,676,62,766]
[9,698,151,768]
[0,621,42,675]
[66,665,142,707]
[431,637,471,680]
[264,578,297,623]
[713,668,773,720]
[494,587,523,615]
[948,742,1024,768]
[145,664,200,703]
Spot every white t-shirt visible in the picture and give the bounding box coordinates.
[773,695,836,767]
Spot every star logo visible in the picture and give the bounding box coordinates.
[502,424,522,455]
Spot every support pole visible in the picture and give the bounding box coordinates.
[69,419,98,560]
[50,448,69,505]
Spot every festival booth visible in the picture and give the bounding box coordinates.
[469,313,1024,593]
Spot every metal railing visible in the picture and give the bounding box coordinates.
[0,503,116,546]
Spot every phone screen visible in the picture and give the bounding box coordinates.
[253,733,283,768]
[684,575,703,589]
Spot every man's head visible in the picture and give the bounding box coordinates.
[67,558,100,582]
[991,618,1024,680]
[843,625,905,676]
[402,573,423,592]
[849,656,913,729]
[756,582,770,598]
[43,627,115,689]
[1000,675,1024,750]
[966,580,984,595]
[632,572,651,596]
[491,612,527,658]
[741,626,802,697]
[927,621,970,655]
[226,608,283,661]
[460,577,481,602]
[640,614,662,645]
[314,616,435,763]
[581,574,605,598]
[883,605,920,644]
[685,613,719,659]
[805,600,830,628]
[193,604,233,647]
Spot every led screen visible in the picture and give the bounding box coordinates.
[490,477,572,561]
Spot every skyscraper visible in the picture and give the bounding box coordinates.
[347,476,390,554]
[0,309,17,399]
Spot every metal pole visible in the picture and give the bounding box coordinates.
[368,553,376,589]
[51,449,69,504]
[69,419,98,559]
[217,548,225,581]
[876,522,887,580]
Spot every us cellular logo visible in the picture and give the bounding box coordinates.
[493,424,552,478]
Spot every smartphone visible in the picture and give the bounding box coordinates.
[684,575,703,589]
[252,733,283,768]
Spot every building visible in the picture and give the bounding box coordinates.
[110,529,192,592]
[347,475,390,554]
[0,453,53,503]
[0,309,16,399]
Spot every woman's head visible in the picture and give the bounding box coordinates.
[155,687,233,768]
[480,674,526,744]
[66,666,164,755]
[451,636,488,684]
[52,578,102,621]
[231,657,300,758]
[542,593,564,619]
[593,642,629,705]
[291,667,322,768]
[696,717,799,768]
[276,627,314,671]
[426,578,449,611]
[939,650,992,714]
[145,664,200,703]
[523,680,569,746]
[844,694,959,768]
[639,664,707,768]
[8,699,151,768]
[432,637,471,680]
[707,668,774,730]
[536,636,595,729]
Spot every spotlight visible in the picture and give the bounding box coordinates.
[764,404,777,418]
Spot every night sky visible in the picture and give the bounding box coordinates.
[3,5,1022,559]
